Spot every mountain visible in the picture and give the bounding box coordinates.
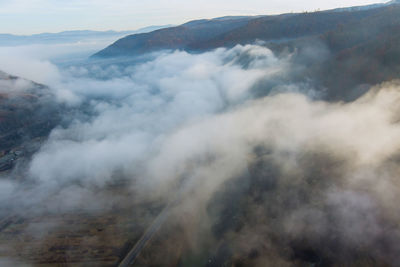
[0,71,62,172]
[92,1,400,58]
[92,2,400,101]
[316,5,400,95]
[329,2,390,12]
[0,25,172,46]
[92,16,256,57]
[187,8,384,51]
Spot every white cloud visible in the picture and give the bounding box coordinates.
[28,45,286,186]
[2,39,400,265]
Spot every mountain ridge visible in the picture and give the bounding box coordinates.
[92,1,400,58]
[0,25,173,46]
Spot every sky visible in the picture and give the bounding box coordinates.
[0,0,388,35]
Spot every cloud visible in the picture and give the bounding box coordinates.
[0,46,61,85]
[2,43,400,265]
[140,81,400,265]
[27,45,287,187]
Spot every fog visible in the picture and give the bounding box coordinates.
[1,42,400,265]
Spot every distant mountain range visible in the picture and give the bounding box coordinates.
[0,25,173,46]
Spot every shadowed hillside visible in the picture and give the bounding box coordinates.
[93,3,400,58]
[92,16,254,58]
[0,71,62,172]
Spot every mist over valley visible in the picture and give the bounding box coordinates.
[1,2,400,266]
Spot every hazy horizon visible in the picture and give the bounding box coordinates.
[0,0,387,35]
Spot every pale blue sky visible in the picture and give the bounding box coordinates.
[0,0,387,35]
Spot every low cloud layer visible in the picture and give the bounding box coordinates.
[27,45,287,187]
[141,81,400,265]
[1,43,400,265]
